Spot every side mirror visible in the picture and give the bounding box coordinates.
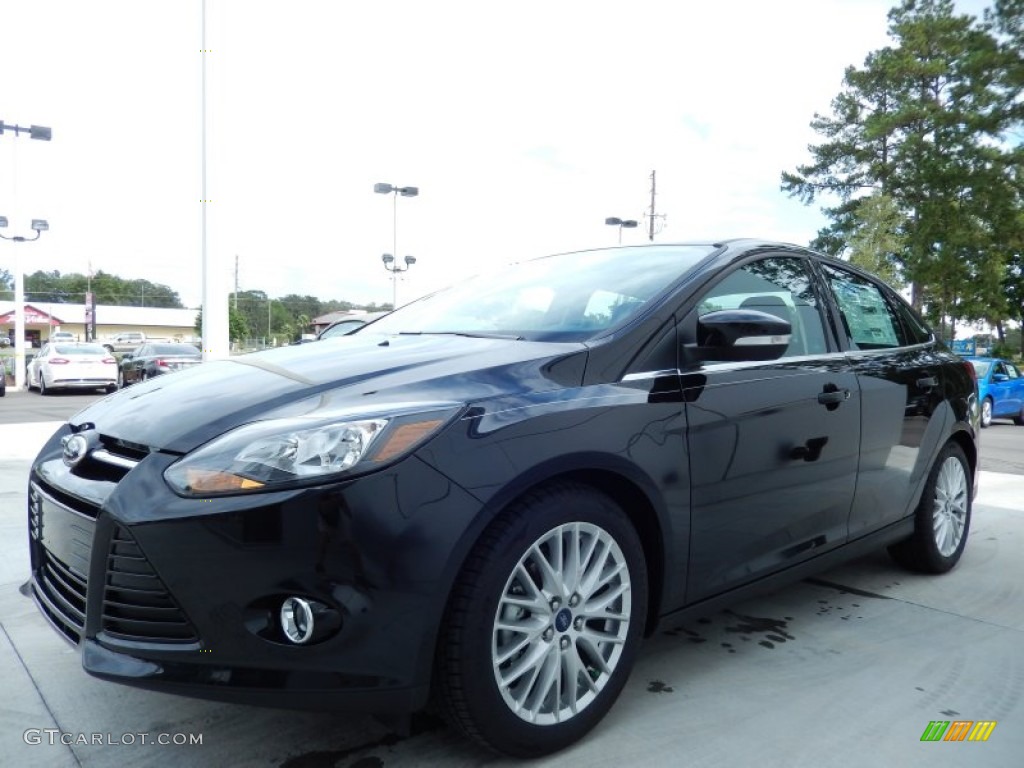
[688,308,791,362]
[992,373,1009,383]
[122,353,133,360]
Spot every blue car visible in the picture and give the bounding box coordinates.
[965,357,1024,427]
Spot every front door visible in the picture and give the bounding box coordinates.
[681,255,861,602]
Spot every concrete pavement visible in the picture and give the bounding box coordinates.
[1,420,1022,767]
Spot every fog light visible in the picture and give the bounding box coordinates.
[280,597,315,644]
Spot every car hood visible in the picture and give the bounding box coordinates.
[71,333,587,453]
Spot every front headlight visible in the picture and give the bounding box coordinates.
[164,407,457,496]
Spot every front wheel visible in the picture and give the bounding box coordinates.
[980,398,993,428]
[888,442,972,573]
[435,482,647,757]
[1014,405,1024,427]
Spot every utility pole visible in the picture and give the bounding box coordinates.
[234,254,239,311]
[645,170,666,241]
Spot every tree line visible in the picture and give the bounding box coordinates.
[0,270,389,342]
[2,269,185,308]
[782,0,1024,354]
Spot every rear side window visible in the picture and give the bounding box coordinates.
[821,264,907,350]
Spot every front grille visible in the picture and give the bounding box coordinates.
[32,479,101,521]
[29,482,95,646]
[36,549,88,644]
[102,525,198,644]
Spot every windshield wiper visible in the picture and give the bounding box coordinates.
[398,331,524,341]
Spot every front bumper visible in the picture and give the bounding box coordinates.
[27,426,483,712]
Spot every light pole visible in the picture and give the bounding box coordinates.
[374,182,418,307]
[605,217,638,245]
[1,120,51,391]
[0,218,49,391]
[381,254,417,308]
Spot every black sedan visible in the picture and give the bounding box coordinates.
[117,342,202,387]
[27,240,978,757]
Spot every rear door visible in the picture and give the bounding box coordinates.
[681,254,861,602]
[817,262,947,535]
[990,361,1023,418]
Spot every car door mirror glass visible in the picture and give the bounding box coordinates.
[992,373,1008,382]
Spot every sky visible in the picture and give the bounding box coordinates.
[0,0,993,311]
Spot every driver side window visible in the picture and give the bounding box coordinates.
[695,256,828,359]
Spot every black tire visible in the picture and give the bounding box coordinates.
[117,368,125,388]
[1014,406,1024,427]
[39,375,49,396]
[434,482,647,758]
[980,397,992,428]
[888,442,972,574]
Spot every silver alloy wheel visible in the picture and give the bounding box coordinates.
[932,456,969,557]
[491,521,632,725]
[981,398,992,427]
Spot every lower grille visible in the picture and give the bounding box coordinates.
[29,482,95,646]
[35,549,88,644]
[101,525,198,644]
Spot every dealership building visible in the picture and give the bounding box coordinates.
[0,301,198,347]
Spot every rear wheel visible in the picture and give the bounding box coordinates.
[435,482,647,757]
[980,397,993,428]
[888,442,972,573]
[39,375,49,396]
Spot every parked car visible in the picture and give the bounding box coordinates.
[26,342,118,394]
[118,342,203,387]
[316,311,389,340]
[102,331,149,354]
[964,356,1024,427]
[49,331,76,343]
[27,241,978,757]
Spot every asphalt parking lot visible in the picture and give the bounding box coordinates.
[1,394,1022,767]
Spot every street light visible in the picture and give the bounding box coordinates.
[0,217,49,242]
[381,254,417,308]
[1,119,51,391]
[605,216,638,245]
[375,182,419,307]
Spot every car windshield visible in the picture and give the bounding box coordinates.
[968,360,991,378]
[55,344,108,356]
[320,321,365,339]
[368,245,716,341]
[151,344,200,356]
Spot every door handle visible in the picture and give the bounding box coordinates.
[917,376,939,389]
[817,385,850,410]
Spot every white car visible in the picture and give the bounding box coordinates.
[27,342,118,395]
[49,331,76,343]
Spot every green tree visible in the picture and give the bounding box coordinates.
[846,193,908,288]
[782,0,1023,339]
[24,269,185,307]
